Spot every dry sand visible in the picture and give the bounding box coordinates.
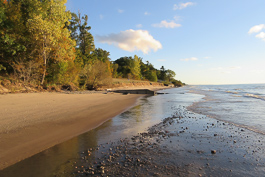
[0,92,143,170]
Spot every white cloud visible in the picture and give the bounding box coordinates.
[157,59,166,62]
[229,66,241,70]
[96,29,162,54]
[136,24,143,28]
[255,32,265,41]
[180,57,198,61]
[204,56,211,59]
[173,2,195,10]
[174,16,181,21]
[210,66,241,74]
[153,20,181,28]
[118,9,124,13]
[248,24,265,34]
[144,12,150,15]
[99,14,104,20]
[248,24,265,41]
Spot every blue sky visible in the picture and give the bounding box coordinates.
[66,0,265,85]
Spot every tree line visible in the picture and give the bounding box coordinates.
[0,0,184,89]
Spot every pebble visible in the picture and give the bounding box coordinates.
[211,150,216,154]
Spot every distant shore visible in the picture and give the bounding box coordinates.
[0,87,167,170]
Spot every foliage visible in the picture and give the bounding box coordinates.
[27,0,76,84]
[67,12,95,67]
[130,55,141,79]
[0,64,6,71]
[81,60,112,89]
[172,79,185,87]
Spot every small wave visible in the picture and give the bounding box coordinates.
[226,91,238,94]
[232,95,241,97]
[244,93,265,100]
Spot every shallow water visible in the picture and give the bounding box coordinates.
[0,87,203,177]
[188,84,265,134]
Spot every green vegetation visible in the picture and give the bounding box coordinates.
[0,0,184,91]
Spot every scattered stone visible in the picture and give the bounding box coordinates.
[211,150,216,154]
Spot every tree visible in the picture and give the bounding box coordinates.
[114,57,133,78]
[92,48,110,63]
[27,0,76,85]
[130,55,141,79]
[165,69,176,82]
[172,79,184,87]
[81,60,112,89]
[146,70,157,82]
[158,66,166,81]
[78,14,95,56]
[68,12,95,66]
[0,0,27,74]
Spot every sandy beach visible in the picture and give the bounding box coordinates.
[0,91,144,170]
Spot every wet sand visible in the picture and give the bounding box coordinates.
[73,106,265,177]
[0,92,144,170]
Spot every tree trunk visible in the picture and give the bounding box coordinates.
[41,40,47,85]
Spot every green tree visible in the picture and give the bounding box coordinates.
[27,0,76,85]
[92,48,110,62]
[0,1,27,74]
[68,12,95,66]
[172,79,184,87]
[114,56,133,78]
[165,69,176,82]
[130,55,141,79]
[158,66,166,81]
[81,60,112,89]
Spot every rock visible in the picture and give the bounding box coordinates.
[211,150,216,154]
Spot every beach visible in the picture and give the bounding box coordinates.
[0,91,144,170]
[0,86,264,176]
[72,105,265,177]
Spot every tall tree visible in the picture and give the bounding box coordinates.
[114,57,133,78]
[165,69,176,82]
[130,55,141,79]
[158,66,166,81]
[27,0,76,84]
[68,12,95,66]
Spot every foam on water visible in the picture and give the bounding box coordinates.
[188,84,265,135]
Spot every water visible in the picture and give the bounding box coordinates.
[0,87,203,177]
[188,84,265,134]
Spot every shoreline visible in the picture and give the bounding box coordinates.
[72,105,265,176]
[0,91,150,170]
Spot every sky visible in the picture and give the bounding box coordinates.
[66,0,265,85]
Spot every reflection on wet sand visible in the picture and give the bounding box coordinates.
[0,88,196,176]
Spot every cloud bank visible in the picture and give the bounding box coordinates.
[173,2,195,10]
[248,24,265,41]
[152,20,181,28]
[96,30,162,54]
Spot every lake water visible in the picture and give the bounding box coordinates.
[0,84,264,176]
[188,84,265,135]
